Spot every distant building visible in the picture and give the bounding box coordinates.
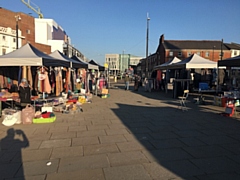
[105,54,143,75]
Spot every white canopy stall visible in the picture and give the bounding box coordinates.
[167,54,218,69]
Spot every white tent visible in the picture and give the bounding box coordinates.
[167,54,218,69]
[153,57,181,70]
[0,43,70,67]
[49,50,87,69]
[71,56,98,70]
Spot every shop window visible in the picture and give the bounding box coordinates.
[205,51,209,57]
[169,51,173,56]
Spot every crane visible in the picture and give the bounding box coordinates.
[21,0,43,18]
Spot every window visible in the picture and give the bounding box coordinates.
[197,52,201,56]
[187,52,191,57]
[13,38,16,43]
[169,51,173,56]
[26,29,30,34]
[234,50,237,56]
[205,51,209,57]
[178,52,182,57]
[2,36,6,41]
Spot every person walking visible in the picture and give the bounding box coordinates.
[134,74,139,91]
[124,73,130,90]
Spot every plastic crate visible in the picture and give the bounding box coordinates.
[33,116,56,124]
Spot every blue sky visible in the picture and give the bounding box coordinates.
[1,0,239,65]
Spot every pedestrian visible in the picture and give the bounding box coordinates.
[161,73,166,92]
[134,74,139,91]
[124,73,130,90]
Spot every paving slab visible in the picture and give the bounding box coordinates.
[58,154,109,172]
[50,132,76,139]
[99,134,127,144]
[190,156,240,174]
[46,169,105,180]
[107,151,149,166]
[87,124,109,130]
[116,140,154,152]
[76,129,106,137]
[68,125,87,132]
[39,139,71,149]
[15,159,59,177]
[13,149,52,162]
[142,148,193,162]
[84,143,119,156]
[50,146,83,159]
[72,136,99,146]
[103,164,152,180]
[183,145,235,158]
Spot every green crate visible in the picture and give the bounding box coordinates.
[33,116,56,124]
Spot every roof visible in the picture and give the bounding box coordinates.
[163,40,228,50]
[49,50,86,68]
[224,43,240,50]
[71,56,98,70]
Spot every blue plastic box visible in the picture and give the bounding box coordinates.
[199,83,209,90]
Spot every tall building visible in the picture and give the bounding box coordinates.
[35,18,84,59]
[105,54,143,75]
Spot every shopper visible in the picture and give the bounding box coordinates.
[124,73,130,90]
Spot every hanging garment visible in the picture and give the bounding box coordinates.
[27,66,33,87]
[18,67,22,85]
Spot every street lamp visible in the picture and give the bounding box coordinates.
[15,15,21,49]
[212,46,215,61]
[145,13,150,78]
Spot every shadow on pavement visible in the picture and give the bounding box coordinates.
[109,84,240,179]
[0,128,29,179]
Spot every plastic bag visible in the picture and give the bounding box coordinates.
[21,104,35,124]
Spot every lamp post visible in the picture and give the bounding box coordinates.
[212,46,215,61]
[15,15,21,49]
[145,13,150,78]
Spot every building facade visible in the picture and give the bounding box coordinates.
[35,18,84,59]
[0,7,51,55]
[105,54,143,75]
[141,34,235,77]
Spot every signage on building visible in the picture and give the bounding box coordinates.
[0,26,16,36]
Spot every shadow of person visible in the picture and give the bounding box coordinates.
[0,128,29,179]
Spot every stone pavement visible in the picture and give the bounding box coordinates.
[1,82,240,180]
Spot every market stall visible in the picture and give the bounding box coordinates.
[216,55,240,116]
[0,43,91,126]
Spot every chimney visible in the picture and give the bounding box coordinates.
[160,34,164,45]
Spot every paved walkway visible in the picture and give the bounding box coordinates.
[1,82,240,180]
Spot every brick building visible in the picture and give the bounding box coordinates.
[141,34,239,77]
[0,7,51,55]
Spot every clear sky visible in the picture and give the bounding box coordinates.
[1,0,239,65]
